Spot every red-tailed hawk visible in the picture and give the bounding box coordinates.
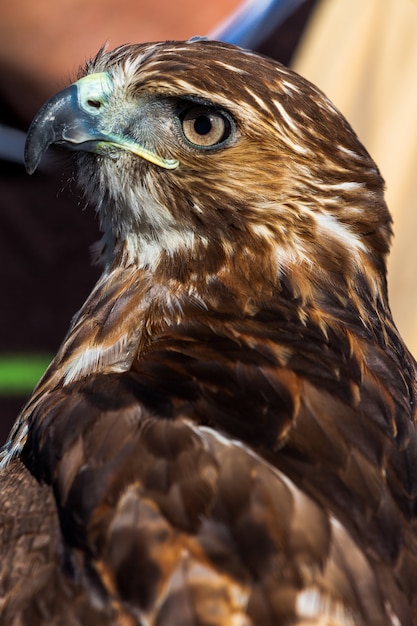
[1,39,417,625]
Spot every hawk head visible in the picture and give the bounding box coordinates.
[26,39,391,303]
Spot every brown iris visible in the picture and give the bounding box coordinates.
[181,105,231,147]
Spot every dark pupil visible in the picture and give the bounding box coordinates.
[194,115,212,135]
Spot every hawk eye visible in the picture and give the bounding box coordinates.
[180,105,232,148]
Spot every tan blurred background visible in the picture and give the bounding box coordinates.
[293,0,417,362]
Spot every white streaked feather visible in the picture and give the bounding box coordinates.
[313,211,367,254]
[0,422,28,469]
[128,229,199,271]
[272,98,300,134]
[295,587,356,625]
[280,79,301,96]
[63,337,134,385]
[243,87,271,112]
[214,60,247,75]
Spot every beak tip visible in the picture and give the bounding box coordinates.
[24,140,40,175]
[23,83,80,176]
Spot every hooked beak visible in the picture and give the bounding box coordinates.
[24,72,179,174]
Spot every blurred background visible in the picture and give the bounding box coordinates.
[0,0,416,443]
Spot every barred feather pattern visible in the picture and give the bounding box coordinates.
[1,40,417,626]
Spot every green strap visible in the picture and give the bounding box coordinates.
[0,355,52,394]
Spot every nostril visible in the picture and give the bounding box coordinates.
[87,99,102,109]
